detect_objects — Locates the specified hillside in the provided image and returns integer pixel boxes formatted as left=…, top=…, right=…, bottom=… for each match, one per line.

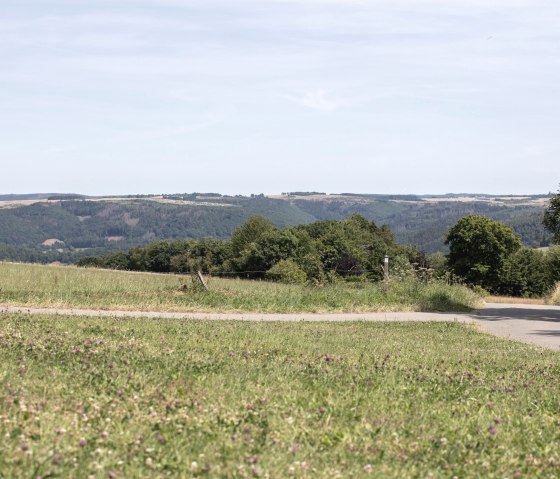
left=0, top=193, right=551, bottom=263
left=279, top=193, right=551, bottom=253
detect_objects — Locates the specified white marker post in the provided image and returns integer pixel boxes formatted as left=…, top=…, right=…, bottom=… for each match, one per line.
left=383, top=255, right=389, bottom=294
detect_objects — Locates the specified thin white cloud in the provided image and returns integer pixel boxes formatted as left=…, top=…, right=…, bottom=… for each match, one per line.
left=285, top=89, right=342, bottom=111
left=1, top=0, right=559, bottom=194
left=107, top=111, right=231, bottom=144
left=46, top=145, right=77, bottom=154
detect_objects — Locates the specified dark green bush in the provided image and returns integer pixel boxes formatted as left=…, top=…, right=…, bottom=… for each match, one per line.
left=265, top=259, right=307, bottom=284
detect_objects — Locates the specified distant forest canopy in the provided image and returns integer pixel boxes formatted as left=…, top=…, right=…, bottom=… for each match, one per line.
left=0, top=193, right=63, bottom=201
left=0, top=192, right=552, bottom=264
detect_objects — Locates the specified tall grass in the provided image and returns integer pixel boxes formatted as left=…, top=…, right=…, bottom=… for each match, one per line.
left=547, top=282, right=560, bottom=305
left=0, top=262, right=482, bottom=312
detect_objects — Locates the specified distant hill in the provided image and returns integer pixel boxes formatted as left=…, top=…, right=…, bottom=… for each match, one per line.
left=277, top=193, right=552, bottom=253
left=0, top=193, right=68, bottom=201
left=0, top=192, right=552, bottom=263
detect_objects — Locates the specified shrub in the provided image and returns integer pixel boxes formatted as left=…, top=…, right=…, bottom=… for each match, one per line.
left=471, top=285, right=490, bottom=297
left=546, top=246, right=560, bottom=284
left=170, top=253, right=190, bottom=273
left=427, top=252, right=448, bottom=279
left=547, top=283, right=560, bottom=305
left=391, top=254, right=416, bottom=280
left=298, top=253, right=326, bottom=284
left=498, top=248, right=550, bottom=297
left=265, top=259, right=307, bottom=284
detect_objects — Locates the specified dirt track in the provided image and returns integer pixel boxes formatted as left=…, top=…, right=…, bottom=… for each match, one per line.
left=2, top=303, right=560, bottom=350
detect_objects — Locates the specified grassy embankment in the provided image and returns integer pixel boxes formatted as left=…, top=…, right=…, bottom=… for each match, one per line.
left=485, top=296, right=546, bottom=305
left=0, top=262, right=480, bottom=313
left=487, top=284, right=560, bottom=306
left=549, top=283, right=560, bottom=305
left=1, top=314, right=559, bottom=478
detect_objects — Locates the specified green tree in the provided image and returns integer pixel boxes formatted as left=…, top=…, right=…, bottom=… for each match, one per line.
left=445, top=215, right=522, bottom=292
left=235, top=228, right=312, bottom=277
left=544, top=186, right=560, bottom=243
left=298, top=214, right=397, bottom=280
left=230, top=216, right=275, bottom=257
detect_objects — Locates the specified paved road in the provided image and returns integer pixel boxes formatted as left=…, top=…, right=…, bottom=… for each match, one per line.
left=472, top=303, right=560, bottom=350
left=1, top=303, right=560, bottom=350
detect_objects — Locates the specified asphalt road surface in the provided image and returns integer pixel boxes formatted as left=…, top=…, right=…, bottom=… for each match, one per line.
left=1, top=303, right=560, bottom=350
left=472, top=303, right=560, bottom=350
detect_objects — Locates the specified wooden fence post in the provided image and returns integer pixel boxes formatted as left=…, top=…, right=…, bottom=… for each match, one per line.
left=196, top=270, right=209, bottom=291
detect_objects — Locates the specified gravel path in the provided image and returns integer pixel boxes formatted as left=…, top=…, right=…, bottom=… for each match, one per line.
left=2, top=303, right=560, bottom=350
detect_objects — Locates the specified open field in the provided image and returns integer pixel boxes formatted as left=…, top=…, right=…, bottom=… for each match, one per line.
left=0, top=314, right=559, bottom=478
left=0, top=195, right=235, bottom=210
left=0, top=262, right=481, bottom=313
left=270, top=193, right=549, bottom=207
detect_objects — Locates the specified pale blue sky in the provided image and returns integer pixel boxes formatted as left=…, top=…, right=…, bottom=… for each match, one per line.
left=1, top=0, right=559, bottom=195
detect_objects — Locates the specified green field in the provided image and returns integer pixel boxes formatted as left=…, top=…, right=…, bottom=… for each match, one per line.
left=1, top=314, right=559, bottom=478
left=0, top=262, right=481, bottom=313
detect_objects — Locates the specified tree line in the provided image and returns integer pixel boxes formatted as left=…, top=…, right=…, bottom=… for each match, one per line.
left=444, top=186, right=560, bottom=297
left=76, top=214, right=426, bottom=284
left=76, top=186, right=560, bottom=297
left=445, top=214, right=560, bottom=297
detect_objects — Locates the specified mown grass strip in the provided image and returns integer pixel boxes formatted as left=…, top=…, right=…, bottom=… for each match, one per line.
left=0, top=314, right=558, bottom=478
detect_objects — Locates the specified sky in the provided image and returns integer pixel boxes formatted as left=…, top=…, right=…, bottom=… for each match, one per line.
left=1, top=0, right=559, bottom=196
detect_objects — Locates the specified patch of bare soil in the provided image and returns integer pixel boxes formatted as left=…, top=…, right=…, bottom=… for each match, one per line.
left=42, top=238, right=64, bottom=246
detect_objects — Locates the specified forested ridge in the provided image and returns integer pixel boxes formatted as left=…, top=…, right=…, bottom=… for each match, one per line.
left=0, top=193, right=551, bottom=263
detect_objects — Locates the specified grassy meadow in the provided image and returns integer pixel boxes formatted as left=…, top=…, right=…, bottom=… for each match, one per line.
left=0, top=262, right=481, bottom=313
left=1, top=314, right=559, bottom=478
